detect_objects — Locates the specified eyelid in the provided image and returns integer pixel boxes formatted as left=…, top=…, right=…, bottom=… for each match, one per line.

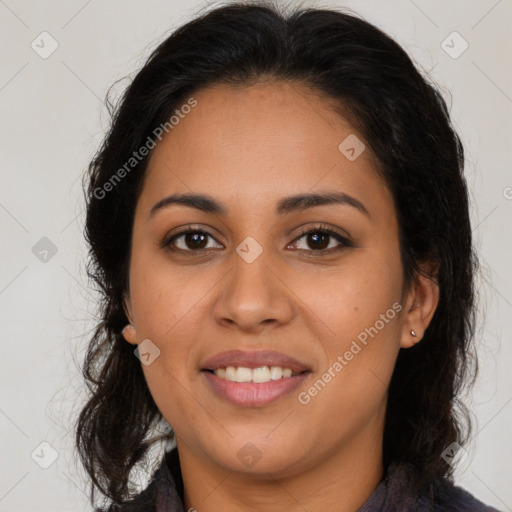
left=161, top=223, right=223, bottom=250
left=291, top=223, right=352, bottom=244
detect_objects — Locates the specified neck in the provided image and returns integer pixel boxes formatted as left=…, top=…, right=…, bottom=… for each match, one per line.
left=178, top=424, right=384, bottom=512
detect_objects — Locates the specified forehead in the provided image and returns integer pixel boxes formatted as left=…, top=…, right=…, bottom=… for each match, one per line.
left=140, top=81, right=393, bottom=218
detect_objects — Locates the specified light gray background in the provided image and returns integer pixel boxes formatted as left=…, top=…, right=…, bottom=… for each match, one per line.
left=1, top=0, right=511, bottom=511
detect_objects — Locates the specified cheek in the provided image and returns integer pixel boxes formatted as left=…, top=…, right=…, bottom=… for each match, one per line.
left=128, top=249, right=216, bottom=409
left=128, top=244, right=208, bottom=339
left=291, top=248, right=402, bottom=345
left=294, top=292, right=402, bottom=448
left=140, top=362, right=204, bottom=447
left=292, top=249, right=403, bottom=405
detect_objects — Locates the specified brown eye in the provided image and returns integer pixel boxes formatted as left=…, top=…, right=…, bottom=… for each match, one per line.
left=304, top=232, right=330, bottom=250
left=164, top=230, right=223, bottom=252
left=289, top=226, right=352, bottom=255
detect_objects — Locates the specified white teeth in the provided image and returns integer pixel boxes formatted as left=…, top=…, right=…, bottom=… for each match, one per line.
left=252, top=366, right=270, bottom=383
left=235, top=367, right=252, bottom=382
left=213, top=365, right=297, bottom=383
left=225, top=366, right=237, bottom=381
left=270, top=366, right=282, bottom=380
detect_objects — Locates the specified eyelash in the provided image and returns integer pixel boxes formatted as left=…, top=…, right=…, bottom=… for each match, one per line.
left=162, top=223, right=352, bottom=257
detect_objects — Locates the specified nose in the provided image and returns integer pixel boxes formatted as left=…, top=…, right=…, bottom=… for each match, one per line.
left=212, top=243, right=296, bottom=333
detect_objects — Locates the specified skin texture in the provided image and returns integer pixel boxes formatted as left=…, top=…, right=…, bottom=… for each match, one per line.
left=122, top=81, right=439, bottom=512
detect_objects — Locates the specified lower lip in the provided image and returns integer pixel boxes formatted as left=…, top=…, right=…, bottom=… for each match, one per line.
left=202, top=370, right=310, bottom=407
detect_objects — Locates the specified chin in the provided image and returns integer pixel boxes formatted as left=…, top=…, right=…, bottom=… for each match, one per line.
left=202, top=434, right=306, bottom=477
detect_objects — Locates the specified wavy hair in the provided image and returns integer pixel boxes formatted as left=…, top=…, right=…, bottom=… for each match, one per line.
left=76, top=0, right=478, bottom=506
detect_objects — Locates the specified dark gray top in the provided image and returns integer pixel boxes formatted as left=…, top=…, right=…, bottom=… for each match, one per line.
left=99, top=448, right=501, bottom=511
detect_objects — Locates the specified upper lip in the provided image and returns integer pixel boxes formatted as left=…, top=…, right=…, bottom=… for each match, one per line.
left=201, top=350, right=311, bottom=373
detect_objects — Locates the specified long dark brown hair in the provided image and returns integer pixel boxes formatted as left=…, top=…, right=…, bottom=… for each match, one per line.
left=76, top=1, right=478, bottom=507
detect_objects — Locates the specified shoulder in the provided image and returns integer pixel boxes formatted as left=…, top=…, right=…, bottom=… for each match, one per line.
left=369, top=462, right=502, bottom=512
left=94, top=449, right=184, bottom=512
left=431, top=476, right=502, bottom=512
left=93, top=479, right=157, bottom=512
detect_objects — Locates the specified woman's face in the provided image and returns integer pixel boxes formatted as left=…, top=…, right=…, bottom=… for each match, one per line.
left=123, top=81, right=437, bottom=478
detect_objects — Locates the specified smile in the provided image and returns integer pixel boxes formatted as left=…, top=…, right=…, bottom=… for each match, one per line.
left=202, top=368, right=311, bottom=407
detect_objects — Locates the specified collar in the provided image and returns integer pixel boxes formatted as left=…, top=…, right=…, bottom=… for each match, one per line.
left=124, top=448, right=497, bottom=512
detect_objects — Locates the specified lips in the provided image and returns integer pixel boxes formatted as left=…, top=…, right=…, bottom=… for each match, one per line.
left=200, top=349, right=312, bottom=373
left=202, top=370, right=310, bottom=407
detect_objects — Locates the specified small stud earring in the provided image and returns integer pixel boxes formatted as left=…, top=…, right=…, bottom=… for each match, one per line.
left=410, top=329, right=421, bottom=344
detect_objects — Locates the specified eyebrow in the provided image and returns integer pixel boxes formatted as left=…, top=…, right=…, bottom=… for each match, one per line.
left=150, top=191, right=371, bottom=219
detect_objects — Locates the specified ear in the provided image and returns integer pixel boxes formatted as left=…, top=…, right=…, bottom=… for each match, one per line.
left=122, top=294, right=138, bottom=345
left=400, top=262, right=440, bottom=349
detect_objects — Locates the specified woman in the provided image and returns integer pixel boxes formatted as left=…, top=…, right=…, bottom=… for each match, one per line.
left=76, top=2, right=500, bottom=511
